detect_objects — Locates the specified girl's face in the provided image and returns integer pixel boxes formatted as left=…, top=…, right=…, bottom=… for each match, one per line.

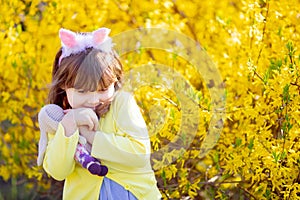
left=65, top=83, right=115, bottom=110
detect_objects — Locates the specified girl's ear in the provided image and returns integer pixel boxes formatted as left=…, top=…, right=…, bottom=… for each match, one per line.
left=59, top=28, right=77, bottom=48
left=92, top=28, right=111, bottom=44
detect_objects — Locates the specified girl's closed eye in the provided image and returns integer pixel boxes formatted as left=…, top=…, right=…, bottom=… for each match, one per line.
left=98, top=89, right=109, bottom=94
left=97, top=87, right=110, bottom=94
left=77, top=90, right=86, bottom=94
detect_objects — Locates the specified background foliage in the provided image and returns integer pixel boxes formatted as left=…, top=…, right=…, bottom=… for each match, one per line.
left=1, top=0, right=300, bottom=199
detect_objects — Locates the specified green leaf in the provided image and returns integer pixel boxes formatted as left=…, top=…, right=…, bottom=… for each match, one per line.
left=248, top=138, right=254, bottom=150
left=161, top=170, right=167, bottom=187
left=235, top=137, right=242, bottom=147
left=282, top=84, right=290, bottom=103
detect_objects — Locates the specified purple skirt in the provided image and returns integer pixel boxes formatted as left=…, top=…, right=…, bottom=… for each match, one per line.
left=99, top=177, right=138, bottom=200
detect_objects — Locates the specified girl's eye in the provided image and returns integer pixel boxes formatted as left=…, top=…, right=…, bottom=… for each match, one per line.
left=77, top=90, right=86, bottom=94
left=97, top=88, right=107, bottom=93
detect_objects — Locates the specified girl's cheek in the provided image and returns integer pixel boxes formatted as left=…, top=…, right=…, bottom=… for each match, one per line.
left=103, top=90, right=114, bottom=100
left=100, top=94, right=108, bottom=101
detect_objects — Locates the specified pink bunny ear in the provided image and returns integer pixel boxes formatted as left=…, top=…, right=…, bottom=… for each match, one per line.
left=93, top=28, right=111, bottom=44
left=59, top=28, right=77, bottom=48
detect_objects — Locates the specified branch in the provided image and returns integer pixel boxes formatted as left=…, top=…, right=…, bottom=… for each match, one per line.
left=255, top=0, right=270, bottom=66
left=172, top=0, right=199, bottom=43
left=237, top=184, right=258, bottom=200
left=253, top=70, right=264, bottom=82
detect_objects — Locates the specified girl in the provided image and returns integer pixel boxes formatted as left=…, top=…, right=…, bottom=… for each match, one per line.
left=42, top=28, right=162, bottom=199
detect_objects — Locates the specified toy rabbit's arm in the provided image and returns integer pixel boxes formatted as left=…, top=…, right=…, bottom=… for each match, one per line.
left=37, top=130, right=48, bottom=166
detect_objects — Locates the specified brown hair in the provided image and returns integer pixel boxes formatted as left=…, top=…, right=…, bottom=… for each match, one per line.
left=48, top=48, right=123, bottom=116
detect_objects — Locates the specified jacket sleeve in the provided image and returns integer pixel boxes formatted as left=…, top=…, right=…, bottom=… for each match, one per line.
left=43, top=123, right=79, bottom=181
left=91, top=92, right=151, bottom=168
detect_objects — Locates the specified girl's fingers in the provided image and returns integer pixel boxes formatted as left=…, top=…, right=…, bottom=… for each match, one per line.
left=88, top=121, right=94, bottom=131
left=86, top=109, right=99, bottom=131
left=92, top=117, right=99, bottom=131
left=68, top=108, right=99, bottom=131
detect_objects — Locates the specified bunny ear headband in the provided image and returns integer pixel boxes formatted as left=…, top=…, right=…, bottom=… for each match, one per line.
left=58, top=27, right=114, bottom=65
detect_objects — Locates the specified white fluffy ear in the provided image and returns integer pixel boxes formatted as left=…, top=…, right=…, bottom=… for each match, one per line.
left=59, top=28, right=77, bottom=48
left=93, top=28, right=110, bottom=44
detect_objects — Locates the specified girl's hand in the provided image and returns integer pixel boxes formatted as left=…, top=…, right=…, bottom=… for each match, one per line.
left=61, top=108, right=99, bottom=137
left=79, top=125, right=96, bottom=145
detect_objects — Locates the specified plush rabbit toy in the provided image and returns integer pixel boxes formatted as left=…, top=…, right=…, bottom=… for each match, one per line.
left=37, top=104, right=108, bottom=176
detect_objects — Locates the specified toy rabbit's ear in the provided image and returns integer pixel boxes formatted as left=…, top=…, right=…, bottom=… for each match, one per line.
left=93, top=28, right=110, bottom=44
left=59, top=28, right=77, bottom=48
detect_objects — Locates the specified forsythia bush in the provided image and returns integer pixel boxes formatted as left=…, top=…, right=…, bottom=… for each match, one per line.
left=0, top=0, right=299, bottom=199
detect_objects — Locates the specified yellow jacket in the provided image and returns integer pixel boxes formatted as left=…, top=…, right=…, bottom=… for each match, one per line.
left=43, top=91, right=162, bottom=200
